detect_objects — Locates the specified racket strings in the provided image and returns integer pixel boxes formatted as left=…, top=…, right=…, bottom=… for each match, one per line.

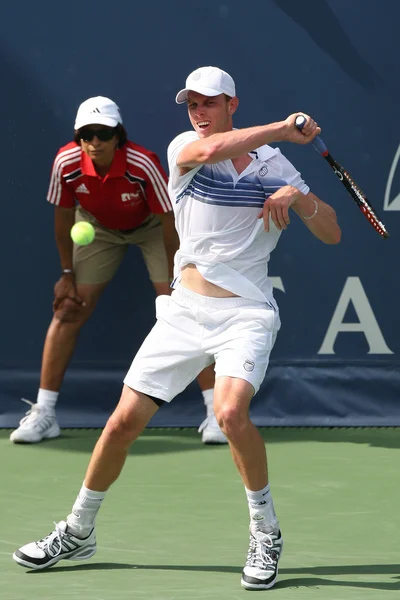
left=342, top=170, right=389, bottom=238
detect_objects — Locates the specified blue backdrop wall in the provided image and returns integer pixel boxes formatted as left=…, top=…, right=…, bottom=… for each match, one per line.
left=1, top=0, right=399, bottom=427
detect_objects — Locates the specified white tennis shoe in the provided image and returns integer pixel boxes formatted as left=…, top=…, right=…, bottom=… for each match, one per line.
left=241, top=529, right=283, bottom=590
left=13, top=520, right=96, bottom=569
left=10, top=400, right=60, bottom=443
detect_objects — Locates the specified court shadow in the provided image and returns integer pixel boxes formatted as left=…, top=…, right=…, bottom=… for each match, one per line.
left=27, top=562, right=400, bottom=591
left=28, top=562, right=240, bottom=574
left=278, top=564, right=400, bottom=590
left=6, top=429, right=222, bottom=456
left=276, top=577, right=400, bottom=591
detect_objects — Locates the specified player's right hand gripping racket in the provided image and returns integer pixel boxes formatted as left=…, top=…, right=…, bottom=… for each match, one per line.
left=295, top=115, right=389, bottom=239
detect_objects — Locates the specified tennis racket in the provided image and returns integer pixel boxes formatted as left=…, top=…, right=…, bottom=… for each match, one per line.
left=295, top=115, right=389, bottom=239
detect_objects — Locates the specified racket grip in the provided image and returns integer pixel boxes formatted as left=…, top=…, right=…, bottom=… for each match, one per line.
left=295, top=115, right=328, bottom=156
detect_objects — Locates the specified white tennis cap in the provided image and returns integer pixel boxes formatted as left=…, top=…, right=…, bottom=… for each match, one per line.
left=175, top=66, right=236, bottom=104
left=74, top=96, right=123, bottom=130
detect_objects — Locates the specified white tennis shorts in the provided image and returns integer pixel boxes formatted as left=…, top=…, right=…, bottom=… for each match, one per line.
left=124, top=285, right=280, bottom=401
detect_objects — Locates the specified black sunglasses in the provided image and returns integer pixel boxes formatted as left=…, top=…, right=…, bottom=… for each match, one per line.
left=79, top=127, right=117, bottom=142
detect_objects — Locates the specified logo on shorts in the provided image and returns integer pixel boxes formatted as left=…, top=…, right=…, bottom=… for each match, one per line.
left=258, top=165, right=268, bottom=177
left=243, top=360, right=255, bottom=372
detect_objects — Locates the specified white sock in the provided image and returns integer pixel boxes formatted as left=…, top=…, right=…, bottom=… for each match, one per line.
left=245, top=484, right=280, bottom=534
left=202, top=389, right=214, bottom=417
left=67, top=483, right=106, bottom=537
left=37, top=388, right=59, bottom=411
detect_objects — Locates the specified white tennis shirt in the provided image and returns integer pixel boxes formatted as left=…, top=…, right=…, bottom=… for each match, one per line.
left=167, top=130, right=310, bottom=305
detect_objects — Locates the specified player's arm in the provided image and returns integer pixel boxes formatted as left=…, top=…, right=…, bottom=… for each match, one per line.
left=260, top=186, right=341, bottom=244
left=158, top=211, right=179, bottom=280
left=177, top=114, right=320, bottom=171
left=292, top=192, right=341, bottom=244
left=260, top=150, right=341, bottom=244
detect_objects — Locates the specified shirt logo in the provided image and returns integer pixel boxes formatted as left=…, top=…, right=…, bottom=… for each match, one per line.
left=244, top=360, right=255, bottom=372
left=121, top=192, right=141, bottom=202
left=258, top=165, right=268, bottom=177
left=76, top=183, right=90, bottom=194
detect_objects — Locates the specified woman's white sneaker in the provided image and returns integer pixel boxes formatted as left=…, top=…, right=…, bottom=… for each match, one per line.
left=10, top=400, right=60, bottom=443
left=13, top=521, right=96, bottom=569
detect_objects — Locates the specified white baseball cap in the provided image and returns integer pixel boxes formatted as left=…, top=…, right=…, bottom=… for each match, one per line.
left=74, top=96, right=123, bottom=130
left=175, top=66, right=236, bottom=104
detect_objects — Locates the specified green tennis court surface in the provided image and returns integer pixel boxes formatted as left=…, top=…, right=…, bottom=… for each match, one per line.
left=1, top=428, right=399, bottom=599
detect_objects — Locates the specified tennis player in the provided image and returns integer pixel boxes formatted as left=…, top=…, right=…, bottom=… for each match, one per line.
left=13, top=68, right=341, bottom=590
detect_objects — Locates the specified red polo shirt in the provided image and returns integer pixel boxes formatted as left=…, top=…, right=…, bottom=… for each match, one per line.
left=47, top=141, right=172, bottom=230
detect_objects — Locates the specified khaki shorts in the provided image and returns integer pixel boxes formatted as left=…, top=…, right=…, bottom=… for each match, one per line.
left=73, top=206, right=169, bottom=285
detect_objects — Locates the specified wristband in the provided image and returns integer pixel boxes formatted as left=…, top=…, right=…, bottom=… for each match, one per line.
left=62, top=269, right=74, bottom=275
left=300, top=198, right=318, bottom=220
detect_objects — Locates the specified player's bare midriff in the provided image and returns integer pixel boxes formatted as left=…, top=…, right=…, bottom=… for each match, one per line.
left=180, top=264, right=238, bottom=298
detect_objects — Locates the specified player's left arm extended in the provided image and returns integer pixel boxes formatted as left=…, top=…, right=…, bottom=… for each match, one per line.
left=158, top=211, right=180, bottom=280
left=292, top=191, right=341, bottom=245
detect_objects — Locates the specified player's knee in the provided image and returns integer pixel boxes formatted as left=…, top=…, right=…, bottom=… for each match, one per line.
left=215, top=404, right=249, bottom=435
left=104, top=413, right=137, bottom=446
left=55, top=298, right=87, bottom=325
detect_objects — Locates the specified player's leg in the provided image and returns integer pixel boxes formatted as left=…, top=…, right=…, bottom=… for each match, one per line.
left=214, top=377, right=282, bottom=590
left=13, top=291, right=210, bottom=569
left=214, top=377, right=269, bottom=487
left=10, top=213, right=127, bottom=443
left=82, top=387, right=160, bottom=491
left=209, top=301, right=282, bottom=590
left=62, top=386, right=161, bottom=544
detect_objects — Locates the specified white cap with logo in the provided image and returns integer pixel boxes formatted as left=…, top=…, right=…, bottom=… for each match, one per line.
left=175, top=66, right=236, bottom=104
left=74, top=96, right=123, bottom=130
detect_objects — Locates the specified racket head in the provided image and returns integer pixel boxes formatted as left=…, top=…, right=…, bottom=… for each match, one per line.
left=327, top=156, right=390, bottom=238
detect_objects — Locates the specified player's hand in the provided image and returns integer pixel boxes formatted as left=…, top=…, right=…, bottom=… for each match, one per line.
left=53, top=275, right=85, bottom=311
left=258, top=185, right=301, bottom=231
left=283, top=113, right=321, bottom=144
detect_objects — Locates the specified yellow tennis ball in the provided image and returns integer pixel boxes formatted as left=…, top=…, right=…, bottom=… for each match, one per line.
left=70, top=221, right=95, bottom=246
